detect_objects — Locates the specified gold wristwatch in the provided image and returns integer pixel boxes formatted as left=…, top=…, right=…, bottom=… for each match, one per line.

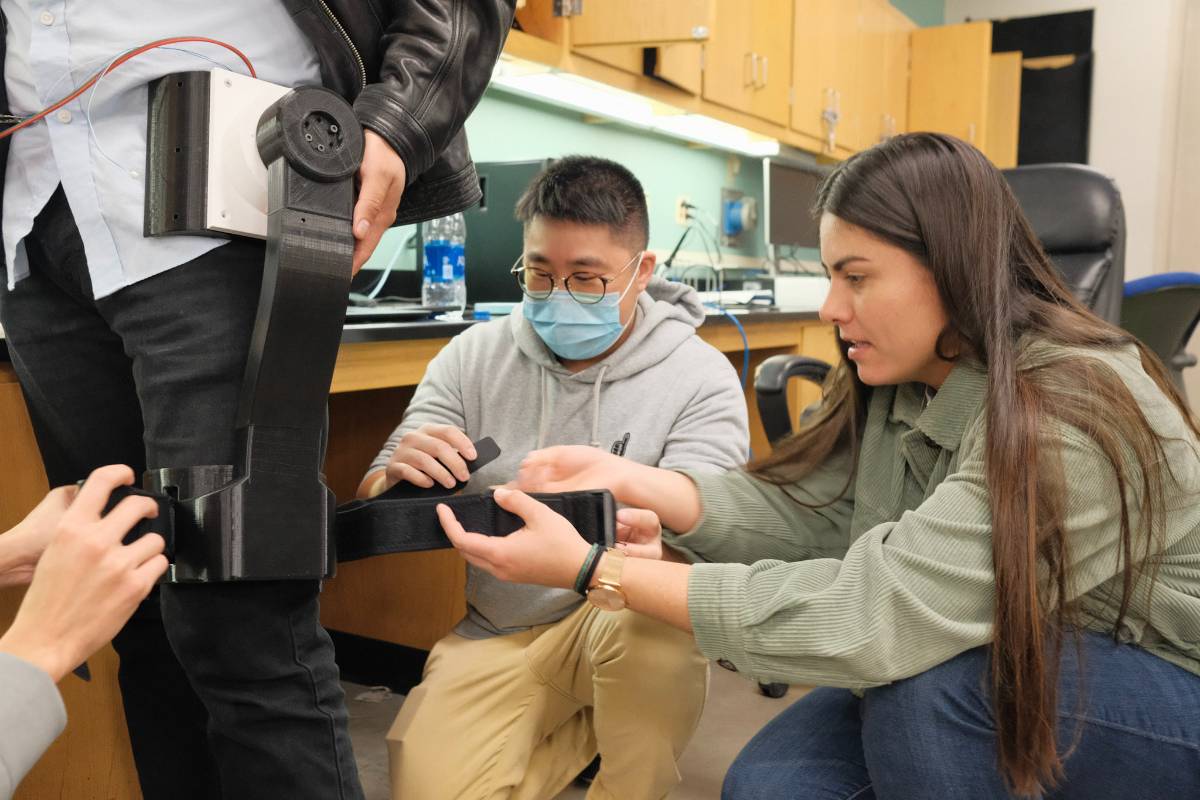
left=586, top=548, right=627, bottom=611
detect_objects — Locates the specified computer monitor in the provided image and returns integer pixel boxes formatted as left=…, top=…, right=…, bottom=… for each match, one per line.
left=763, top=158, right=829, bottom=251
left=463, top=159, right=552, bottom=305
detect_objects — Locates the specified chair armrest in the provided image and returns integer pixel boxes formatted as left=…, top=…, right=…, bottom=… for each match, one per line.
left=754, top=355, right=833, bottom=445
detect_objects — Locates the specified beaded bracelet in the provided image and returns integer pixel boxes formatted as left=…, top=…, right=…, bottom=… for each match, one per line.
left=573, top=542, right=605, bottom=596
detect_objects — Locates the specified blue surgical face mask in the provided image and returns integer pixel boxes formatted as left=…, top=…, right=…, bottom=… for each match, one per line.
left=523, top=252, right=642, bottom=361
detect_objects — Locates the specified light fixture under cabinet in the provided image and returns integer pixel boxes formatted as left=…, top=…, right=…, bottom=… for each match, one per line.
left=489, top=55, right=780, bottom=158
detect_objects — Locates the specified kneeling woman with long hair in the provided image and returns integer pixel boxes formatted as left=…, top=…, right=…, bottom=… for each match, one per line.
left=437, top=132, right=1200, bottom=798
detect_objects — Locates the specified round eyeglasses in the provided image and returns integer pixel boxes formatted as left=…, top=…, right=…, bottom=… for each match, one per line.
left=511, top=250, right=642, bottom=305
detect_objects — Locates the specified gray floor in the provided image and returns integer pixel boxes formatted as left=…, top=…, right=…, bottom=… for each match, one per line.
left=345, top=667, right=811, bottom=799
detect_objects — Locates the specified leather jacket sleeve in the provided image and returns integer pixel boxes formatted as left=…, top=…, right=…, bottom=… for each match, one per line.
left=354, top=0, right=515, bottom=186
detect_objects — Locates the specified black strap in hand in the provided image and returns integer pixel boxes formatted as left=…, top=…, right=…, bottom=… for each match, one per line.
left=101, top=484, right=177, bottom=557
left=334, top=489, right=615, bottom=562
left=102, top=437, right=614, bottom=574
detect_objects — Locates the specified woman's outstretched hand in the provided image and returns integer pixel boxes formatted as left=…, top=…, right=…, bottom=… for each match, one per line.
left=438, top=488, right=592, bottom=589
left=514, top=446, right=638, bottom=498
left=515, top=446, right=704, bottom=535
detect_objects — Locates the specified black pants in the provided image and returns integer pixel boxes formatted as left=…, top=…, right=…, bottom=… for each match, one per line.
left=0, top=187, right=363, bottom=800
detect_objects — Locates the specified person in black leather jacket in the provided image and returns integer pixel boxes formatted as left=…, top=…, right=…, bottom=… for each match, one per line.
left=285, top=0, right=514, bottom=268
left=0, top=1, right=512, bottom=257
left=0, top=2, right=514, bottom=798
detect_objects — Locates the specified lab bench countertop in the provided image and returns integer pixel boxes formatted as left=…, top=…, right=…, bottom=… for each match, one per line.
left=338, top=305, right=821, bottom=345
left=0, top=307, right=822, bottom=363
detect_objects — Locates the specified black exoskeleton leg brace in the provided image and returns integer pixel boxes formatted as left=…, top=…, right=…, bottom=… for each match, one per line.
left=117, top=77, right=613, bottom=583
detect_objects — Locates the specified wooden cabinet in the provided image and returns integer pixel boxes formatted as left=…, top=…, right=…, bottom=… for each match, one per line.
left=572, top=43, right=704, bottom=96
left=850, top=0, right=915, bottom=150
left=701, top=0, right=754, bottom=115
left=654, top=44, right=704, bottom=95
left=570, top=0, right=715, bottom=46
left=703, top=0, right=793, bottom=126
left=791, top=0, right=860, bottom=153
left=508, top=1, right=1015, bottom=163
left=853, top=0, right=887, bottom=149
left=572, top=44, right=647, bottom=76
left=882, top=2, right=915, bottom=139
left=748, top=0, right=793, bottom=125
left=986, top=51, right=1023, bottom=168
left=908, top=20, right=992, bottom=149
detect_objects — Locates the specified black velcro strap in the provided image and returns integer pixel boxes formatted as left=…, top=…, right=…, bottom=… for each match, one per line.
left=335, top=489, right=615, bottom=563
left=103, top=485, right=176, bottom=557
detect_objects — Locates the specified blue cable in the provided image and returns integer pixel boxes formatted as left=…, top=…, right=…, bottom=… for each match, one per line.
left=708, top=303, right=750, bottom=391
left=708, top=303, right=752, bottom=461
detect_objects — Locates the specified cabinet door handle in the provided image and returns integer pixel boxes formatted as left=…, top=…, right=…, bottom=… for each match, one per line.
left=968, top=122, right=977, bottom=144
left=744, top=52, right=759, bottom=88
left=821, top=87, right=840, bottom=153
left=881, top=113, right=895, bottom=141
left=758, top=55, right=769, bottom=89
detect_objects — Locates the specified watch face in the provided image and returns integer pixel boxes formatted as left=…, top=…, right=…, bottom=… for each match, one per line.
left=587, top=585, right=626, bottom=612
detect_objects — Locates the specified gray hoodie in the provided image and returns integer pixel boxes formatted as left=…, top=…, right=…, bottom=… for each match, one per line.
left=370, top=277, right=749, bottom=637
left=1, top=653, right=66, bottom=799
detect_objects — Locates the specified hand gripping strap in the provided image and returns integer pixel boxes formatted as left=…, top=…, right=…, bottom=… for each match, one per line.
left=334, top=489, right=616, bottom=562
left=105, top=481, right=615, bottom=570
left=103, top=485, right=177, bottom=556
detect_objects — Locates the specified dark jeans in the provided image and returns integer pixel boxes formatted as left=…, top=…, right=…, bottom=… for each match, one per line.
left=722, top=632, right=1200, bottom=800
left=0, top=187, right=363, bottom=800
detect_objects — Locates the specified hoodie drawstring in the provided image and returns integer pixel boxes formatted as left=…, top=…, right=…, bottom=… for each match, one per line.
left=589, top=364, right=608, bottom=448
left=536, top=366, right=551, bottom=449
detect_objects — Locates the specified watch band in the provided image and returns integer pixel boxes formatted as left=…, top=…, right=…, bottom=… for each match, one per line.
left=586, top=547, right=628, bottom=611
left=593, top=547, right=626, bottom=589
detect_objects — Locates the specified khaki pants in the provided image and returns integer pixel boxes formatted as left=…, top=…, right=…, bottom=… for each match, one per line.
left=387, top=603, right=709, bottom=800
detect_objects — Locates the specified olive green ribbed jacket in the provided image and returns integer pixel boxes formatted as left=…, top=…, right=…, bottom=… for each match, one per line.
left=665, top=343, right=1200, bottom=688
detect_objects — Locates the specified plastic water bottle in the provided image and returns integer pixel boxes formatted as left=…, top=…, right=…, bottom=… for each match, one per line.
left=421, top=212, right=467, bottom=309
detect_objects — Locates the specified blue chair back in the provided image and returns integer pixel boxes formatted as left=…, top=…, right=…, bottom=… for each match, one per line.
left=1121, top=272, right=1200, bottom=397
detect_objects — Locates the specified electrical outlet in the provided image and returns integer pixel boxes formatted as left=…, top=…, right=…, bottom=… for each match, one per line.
left=674, top=195, right=691, bottom=226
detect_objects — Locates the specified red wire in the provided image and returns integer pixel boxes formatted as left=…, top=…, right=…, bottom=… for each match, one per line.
left=0, top=36, right=256, bottom=140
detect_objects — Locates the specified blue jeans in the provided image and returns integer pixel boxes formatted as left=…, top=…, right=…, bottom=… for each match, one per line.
left=723, top=633, right=1200, bottom=799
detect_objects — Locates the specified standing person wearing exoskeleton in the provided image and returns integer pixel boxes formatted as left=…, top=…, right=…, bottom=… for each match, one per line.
left=0, top=2, right=515, bottom=797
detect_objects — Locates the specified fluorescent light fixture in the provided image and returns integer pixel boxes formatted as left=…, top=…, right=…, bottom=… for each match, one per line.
left=652, top=113, right=780, bottom=157
left=491, top=69, right=660, bottom=126
left=490, top=55, right=780, bottom=158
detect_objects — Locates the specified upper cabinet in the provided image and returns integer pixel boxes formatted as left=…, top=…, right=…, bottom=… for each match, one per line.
left=792, top=0, right=860, bottom=152
left=654, top=44, right=705, bottom=95
left=569, top=0, right=715, bottom=46
left=504, top=3, right=1017, bottom=163
left=881, top=2, right=915, bottom=142
left=572, top=42, right=705, bottom=96
left=698, top=0, right=753, bottom=114
left=986, top=51, right=1023, bottom=168
left=749, top=0, right=794, bottom=125
left=851, top=0, right=914, bottom=150
left=703, top=0, right=793, bottom=126
left=908, top=21, right=993, bottom=149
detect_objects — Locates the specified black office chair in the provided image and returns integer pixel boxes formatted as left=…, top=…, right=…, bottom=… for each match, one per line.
left=756, top=163, right=1129, bottom=441
left=1002, top=163, right=1127, bottom=326
left=1120, top=272, right=1200, bottom=400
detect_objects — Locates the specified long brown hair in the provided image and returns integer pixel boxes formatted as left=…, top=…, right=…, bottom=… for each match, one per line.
left=753, top=133, right=1199, bottom=795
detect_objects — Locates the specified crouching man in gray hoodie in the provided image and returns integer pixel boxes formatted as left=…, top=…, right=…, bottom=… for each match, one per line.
left=358, top=156, right=749, bottom=800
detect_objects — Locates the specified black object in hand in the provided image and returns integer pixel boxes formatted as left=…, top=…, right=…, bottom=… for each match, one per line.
left=374, top=436, right=501, bottom=500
